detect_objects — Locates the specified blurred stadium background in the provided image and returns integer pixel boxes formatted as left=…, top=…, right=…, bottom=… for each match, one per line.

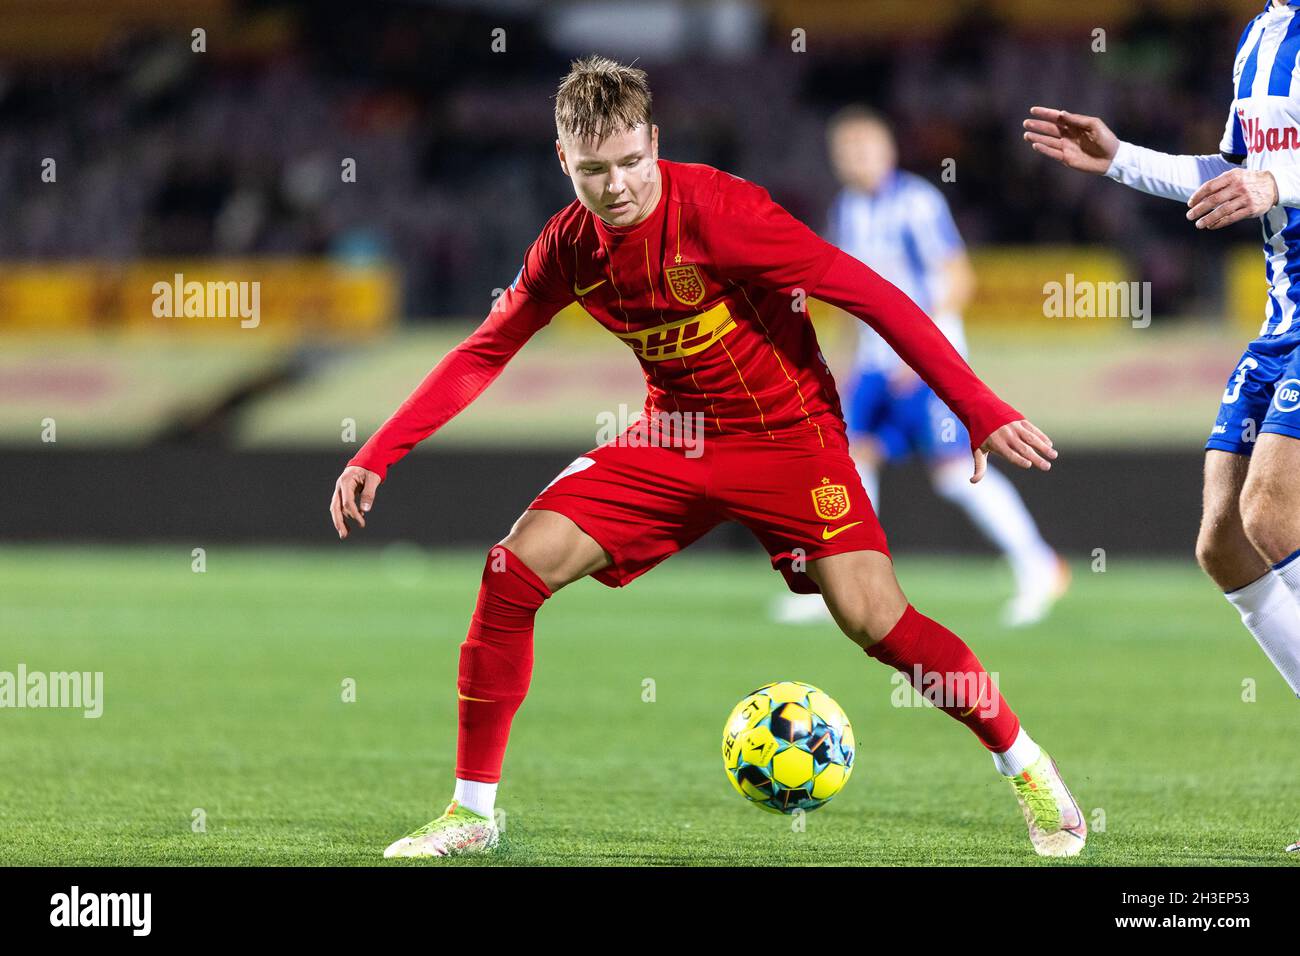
left=1, top=0, right=1273, bottom=554
left=7, top=0, right=1300, bottom=869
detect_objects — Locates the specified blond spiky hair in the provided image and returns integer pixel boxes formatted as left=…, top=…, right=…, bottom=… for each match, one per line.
left=554, top=55, right=653, bottom=144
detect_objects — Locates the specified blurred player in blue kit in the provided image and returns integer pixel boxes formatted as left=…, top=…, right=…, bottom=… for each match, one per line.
left=776, top=107, right=1068, bottom=628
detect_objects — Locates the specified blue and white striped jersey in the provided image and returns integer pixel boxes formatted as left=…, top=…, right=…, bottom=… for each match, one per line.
left=826, top=170, right=966, bottom=371
left=1226, top=1, right=1300, bottom=342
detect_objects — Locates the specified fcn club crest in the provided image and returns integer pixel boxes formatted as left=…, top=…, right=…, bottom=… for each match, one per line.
left=811, top=478, right=851, bottom=521
left=665, top=263, right=706, bottom=306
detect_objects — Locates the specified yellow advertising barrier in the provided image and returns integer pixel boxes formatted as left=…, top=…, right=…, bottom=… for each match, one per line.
left=963, top=247, right=1135, bottom=330
left=0, top=259, right=398, bottom=337
left=807, top=246, right=1137, bottom=336
left=8, top=247, right=1269, bottom=340
left=1225, top=245, right=1272, bottom=338
left=552, top=246, right=1137, bottom=338
left=0, top=265, right=105, bottom=331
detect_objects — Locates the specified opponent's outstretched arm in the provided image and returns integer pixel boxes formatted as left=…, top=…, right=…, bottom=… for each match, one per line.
left=1023, top=106, right=1284, bottom=230
left=329, top=289, right=559, bottom=538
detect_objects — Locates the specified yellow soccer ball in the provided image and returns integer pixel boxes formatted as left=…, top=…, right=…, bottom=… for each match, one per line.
left=721, top=681, right=855, bottom=814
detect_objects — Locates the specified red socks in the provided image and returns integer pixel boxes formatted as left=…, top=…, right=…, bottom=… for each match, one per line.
left=454, top=556, right=1013, bottom=781
left=455, top=547, right=551, bottom=783
left=866, top=605, right=1020, bottom=752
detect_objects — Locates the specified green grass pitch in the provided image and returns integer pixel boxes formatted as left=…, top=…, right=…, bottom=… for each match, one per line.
left=0, top=544, right=1294, bottom=866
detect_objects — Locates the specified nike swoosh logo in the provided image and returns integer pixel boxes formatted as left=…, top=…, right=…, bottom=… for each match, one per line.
left=821, top=521, right=863, bottom=540
left=574, top=279, right=607, bottom=296
left=457, top=692, right=495, bottom=703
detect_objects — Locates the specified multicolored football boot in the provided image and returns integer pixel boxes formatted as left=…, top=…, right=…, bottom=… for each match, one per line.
left=1005, top=751, right=1087, bottom=857
left=382, top=801, right=499, bottom=859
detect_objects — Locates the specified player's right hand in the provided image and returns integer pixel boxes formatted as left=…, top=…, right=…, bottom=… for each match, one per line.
left=330, top=465, right=381, bottom=539
left=1022, top=107, right=1118, bottom=175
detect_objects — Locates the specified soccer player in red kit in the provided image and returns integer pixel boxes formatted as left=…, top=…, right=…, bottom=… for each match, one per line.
left=329, top=56, right=1086, bottom=859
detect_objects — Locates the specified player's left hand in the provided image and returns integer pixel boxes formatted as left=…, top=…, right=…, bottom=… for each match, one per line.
left=1186, top=169, right=1278, bottom=230
left=973, top=420, right=1057, bottom=484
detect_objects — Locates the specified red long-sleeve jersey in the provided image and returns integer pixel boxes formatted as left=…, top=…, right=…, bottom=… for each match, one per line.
left=350, top=159, right=1021, bottom=479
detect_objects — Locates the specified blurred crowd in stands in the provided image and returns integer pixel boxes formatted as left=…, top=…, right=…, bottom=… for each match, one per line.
left=0, top=0, right=1262, bottom=319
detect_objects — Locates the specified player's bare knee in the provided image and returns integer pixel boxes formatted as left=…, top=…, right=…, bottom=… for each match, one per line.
left=497, top=510, right=610, bottom=592
left=1238, top=485, right=1291, bottom=564
left=831, top=589, right=907, bottom=648
left=1236, top=494, right=1266, bottom=554
left=1194, top=525, right=1250, bottom=590
left=810, top=551, right=907, bottom=647
left=830, top=611, right=871, bottom=649
left=1193, top=524, right=1227, bottom=577
left=494, top=524, right=568, bottom=592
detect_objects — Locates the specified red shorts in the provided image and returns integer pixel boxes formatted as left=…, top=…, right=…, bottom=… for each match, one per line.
left=527, top=418, right=890, bottom=594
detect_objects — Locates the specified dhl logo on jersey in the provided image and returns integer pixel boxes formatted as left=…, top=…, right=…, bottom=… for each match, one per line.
left=615, top=301, right=736, bottom=362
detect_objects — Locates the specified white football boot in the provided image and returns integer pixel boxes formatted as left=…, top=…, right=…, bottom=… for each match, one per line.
left=1002, top=554, right=1071, bottom=628
left=1005, top=751, right=1087, bottom=858
left=771, top=592, right=834, bottom=625
left=383, top=801, right=499, bottom=859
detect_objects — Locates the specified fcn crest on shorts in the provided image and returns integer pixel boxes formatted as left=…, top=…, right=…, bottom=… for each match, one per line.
left=665, top=263, right=706, bottom=306
left=811, top=478, right=851, bottom=521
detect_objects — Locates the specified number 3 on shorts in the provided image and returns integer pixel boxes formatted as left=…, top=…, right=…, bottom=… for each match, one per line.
left=1223, top=356, right=1259, bottom=404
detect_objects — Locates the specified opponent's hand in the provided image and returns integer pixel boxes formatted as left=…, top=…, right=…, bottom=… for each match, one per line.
left=330, top=465, right=381, bottom=539
left=1022, top=106, right=1118, bottom=175
left=1186, top=169, right=1278, bottom=230
left=972, top=420, right=1057, bottom=484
